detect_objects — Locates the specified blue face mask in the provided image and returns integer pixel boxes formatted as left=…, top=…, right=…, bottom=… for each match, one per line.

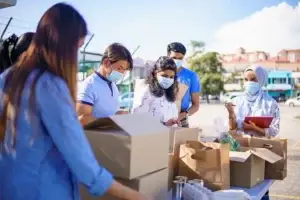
left=157, top=76, right=174, bottom=89
left=244, top=81, right=260, bottom=95
left=107, top=69, right=124, bottom=82
left=173, top=59, right=183, bottom=68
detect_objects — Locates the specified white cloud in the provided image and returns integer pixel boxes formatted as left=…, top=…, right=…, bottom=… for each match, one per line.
left=212, top=2, right=300, bottom=55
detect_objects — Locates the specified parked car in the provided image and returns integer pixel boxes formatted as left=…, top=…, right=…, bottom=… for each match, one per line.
left=119, top=92, right=134, bottom=108
left=220, top=92, right=243, bottom=103
left=285, top=97, right=300, bottom=107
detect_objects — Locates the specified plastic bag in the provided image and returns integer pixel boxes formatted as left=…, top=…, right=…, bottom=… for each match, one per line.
left=213, top=117, right=228, bottom=137
left=213, top=117, right=240, bottom=151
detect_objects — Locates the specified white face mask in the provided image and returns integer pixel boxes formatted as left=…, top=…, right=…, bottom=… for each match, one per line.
left=157, top=76, right=174, bottom=89
left=173, top=59, right=183, bottom=68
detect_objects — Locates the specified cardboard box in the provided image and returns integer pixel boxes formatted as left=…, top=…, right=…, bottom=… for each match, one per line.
left=230, top=147, right=282, bottom=188
left=249, top=137, right=287, bottom=180
left=80, top=168, right=169, bottom=200
left=178, top=141, right=230, bottom=191
left=231, top=135, right=287, bottom=180
left=169, top=127, right=201, bottom=153
left=231, top=134, right=250, bottom=147
left=84, top=113, right=169, bottom=179
left=168, top=153, right=175, bottom=190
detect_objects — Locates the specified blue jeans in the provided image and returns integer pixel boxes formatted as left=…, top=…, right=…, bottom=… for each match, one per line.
left=261, top=191, right=270, bottom=200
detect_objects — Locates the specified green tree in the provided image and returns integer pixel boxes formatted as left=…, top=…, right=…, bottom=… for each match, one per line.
left=187, top=40, right=205, bottom=61
left=187, top=42, right=225, bottom=103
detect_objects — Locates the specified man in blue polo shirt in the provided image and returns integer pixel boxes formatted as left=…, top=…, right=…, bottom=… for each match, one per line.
left=167, top=42, right=200, bottom=127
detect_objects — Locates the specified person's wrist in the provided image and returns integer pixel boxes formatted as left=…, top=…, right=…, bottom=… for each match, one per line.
left=228, top=112, right=235, bottom=118
left=127, top=190, right=143, bottom=200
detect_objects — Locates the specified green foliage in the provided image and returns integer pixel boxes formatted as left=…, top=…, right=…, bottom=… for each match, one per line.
left=187, top=40, right=205, bottom=60
left=187, top=43, right=225, bottom=102
left=200, top=73, right=224, bottom=95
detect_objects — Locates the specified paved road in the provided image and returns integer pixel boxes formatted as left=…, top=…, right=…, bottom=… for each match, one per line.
left=189, top=104, right=300, bottom=199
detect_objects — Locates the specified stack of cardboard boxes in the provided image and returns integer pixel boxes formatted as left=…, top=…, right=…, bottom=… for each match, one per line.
left=80, top=112, right=287, bottom=198
left=175, top=134, right=287, bottom=191
left=80, top=113, right=196, bottom=200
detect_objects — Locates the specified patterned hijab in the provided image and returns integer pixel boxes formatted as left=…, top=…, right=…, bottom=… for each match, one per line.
left=244, top=65, right=268, bottom=103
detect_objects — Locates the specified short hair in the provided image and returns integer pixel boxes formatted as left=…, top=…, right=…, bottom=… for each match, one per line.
left=101, top=43, right=133, bottom=71
left=167, top=42, right=186, bottom=55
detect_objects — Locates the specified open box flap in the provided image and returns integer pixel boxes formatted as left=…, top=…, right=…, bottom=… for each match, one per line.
left=85, top=113, right=168, bottom=136
left=185, top=141, right=222, bottom=152
left=249, top=148, right=282, bottom=164
left=229, top=151, right=252, bottom=162
left=84, top=117, right=119, bottom=130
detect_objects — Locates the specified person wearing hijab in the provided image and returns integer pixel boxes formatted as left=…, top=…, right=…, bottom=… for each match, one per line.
left=225, top=65, right=280, bottom=200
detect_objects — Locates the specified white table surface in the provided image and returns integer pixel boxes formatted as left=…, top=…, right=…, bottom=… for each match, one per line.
left=231, top=180, right=273, bottom=200
left=168, top=180, right=273, bottom=200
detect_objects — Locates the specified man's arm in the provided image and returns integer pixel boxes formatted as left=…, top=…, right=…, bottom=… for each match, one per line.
left=76, top=103, right=96, bottom=126
left=188, top=92, right=200, bottom=116
left=77, top=82, right=96, bottom=126
left=188, top=73, right=201, bottom=116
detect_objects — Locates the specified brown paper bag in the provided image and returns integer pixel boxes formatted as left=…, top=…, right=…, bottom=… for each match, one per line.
left=178, top=141, right=230, bottom=191
left=175, top=83, right=188, bottom=111
left=249, top=137, right=287, bottom=180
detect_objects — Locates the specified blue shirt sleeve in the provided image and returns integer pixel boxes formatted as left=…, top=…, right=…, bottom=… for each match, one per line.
left=190, top=72, right=201, bottom=93
left=36, top=74, right=113, bottom=196
left=77, top=81, right=95, bottom=106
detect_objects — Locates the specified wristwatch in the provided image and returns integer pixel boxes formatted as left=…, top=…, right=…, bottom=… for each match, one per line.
left=181, top=110, right=188, bottom=117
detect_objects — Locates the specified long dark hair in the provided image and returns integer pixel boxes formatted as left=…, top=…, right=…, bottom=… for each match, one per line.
left=147, top=56, right=178, bottom=102
left=0, top=3, right=87, bottom=143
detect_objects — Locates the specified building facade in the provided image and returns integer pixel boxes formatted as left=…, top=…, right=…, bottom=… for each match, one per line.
left=220, top=47, right=300, bottom=72
left=266, top=71, right=293, bottom=99
left=221, top=48, right=300, bottom=98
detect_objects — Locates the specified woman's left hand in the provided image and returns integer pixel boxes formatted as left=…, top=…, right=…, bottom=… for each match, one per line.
left=164, top=119, right=180, bottom=126
left=242, top=121, right=257, bottom=131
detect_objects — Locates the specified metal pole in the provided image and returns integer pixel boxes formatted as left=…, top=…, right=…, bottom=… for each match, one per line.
left=128, top=45, right=140, bottom=110
left=82, top=34, right=94, bottom=66
left=0, top=17, right=13, bottom=40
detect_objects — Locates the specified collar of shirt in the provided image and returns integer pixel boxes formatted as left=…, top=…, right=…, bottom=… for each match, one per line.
left=94, top=71, right=113, bottom=96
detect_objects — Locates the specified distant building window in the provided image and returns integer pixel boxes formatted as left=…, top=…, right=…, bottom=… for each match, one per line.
left=232, top=79, right=239, bottom=84
left=273, top=78, right=286, bottom=84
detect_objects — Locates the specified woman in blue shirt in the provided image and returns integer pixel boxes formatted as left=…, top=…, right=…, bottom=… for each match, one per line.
left=77, top=43, right=132, bottom=126
left=0, top=3, right=145, bottom=200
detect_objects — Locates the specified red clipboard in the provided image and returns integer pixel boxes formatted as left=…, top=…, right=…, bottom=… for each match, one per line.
left=244, top=116, right=274, bottom=128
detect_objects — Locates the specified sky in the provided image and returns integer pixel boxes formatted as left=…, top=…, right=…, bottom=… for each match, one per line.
left=1, top=0, right=299, bottom=60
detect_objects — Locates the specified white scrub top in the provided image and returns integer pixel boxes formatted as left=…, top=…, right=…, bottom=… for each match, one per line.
left=132, top=85, right=178, bottom=123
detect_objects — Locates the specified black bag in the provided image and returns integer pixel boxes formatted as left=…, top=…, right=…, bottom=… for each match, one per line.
left=0, top=34, right=18, bottom=74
